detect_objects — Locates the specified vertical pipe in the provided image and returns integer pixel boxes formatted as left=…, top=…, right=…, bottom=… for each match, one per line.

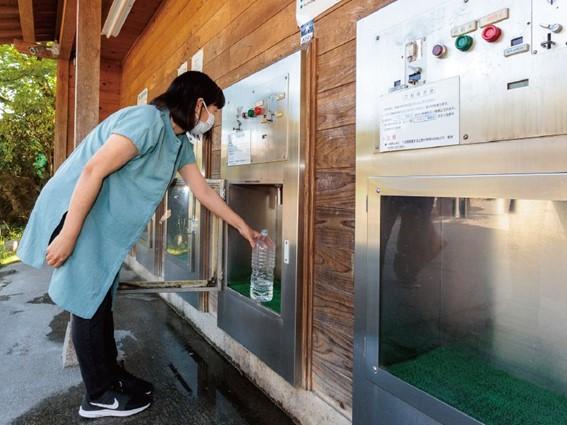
left=54, top=58, right=69, bottom=171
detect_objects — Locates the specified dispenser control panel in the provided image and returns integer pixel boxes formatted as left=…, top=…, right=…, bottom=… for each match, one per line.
left=222, top=73, right=290, bottom=166
left=359, top=0, right=567, bottom=151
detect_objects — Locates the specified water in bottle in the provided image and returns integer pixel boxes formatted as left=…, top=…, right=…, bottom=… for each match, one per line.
left=250, top=229, right=275, bottom=302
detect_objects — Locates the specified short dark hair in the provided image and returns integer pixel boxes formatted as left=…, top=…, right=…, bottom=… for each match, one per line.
left=149, top=71, right=225, bottom=142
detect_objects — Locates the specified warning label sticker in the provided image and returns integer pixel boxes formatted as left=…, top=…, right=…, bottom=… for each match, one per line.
left=378, top=77, right=460, bottom=152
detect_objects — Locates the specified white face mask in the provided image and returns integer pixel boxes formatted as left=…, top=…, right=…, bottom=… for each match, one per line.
left=190, top=99, right=214, bottom=136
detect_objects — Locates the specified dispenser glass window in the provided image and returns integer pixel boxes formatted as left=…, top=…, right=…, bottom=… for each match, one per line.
left=226, top=184, right=283, bottom=314
left=139, top=219, right=151, bottom=247
left=379, top=196, right=567, bottom=424
left=165, top=183, right=191, bottom=268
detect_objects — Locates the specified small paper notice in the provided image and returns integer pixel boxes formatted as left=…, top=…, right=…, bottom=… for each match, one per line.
left=379, top=77, right=460, bottom=152
left=227, top=130, right=251, bottom=166
left=177, top=61, right=188, bottom=76
left=137, top=88, right=148, bottom=105
left=191, top=49, right=204, bottom=72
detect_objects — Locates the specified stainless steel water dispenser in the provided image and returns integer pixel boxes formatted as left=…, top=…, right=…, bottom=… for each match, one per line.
left=218, top=50, right=305, bottom=385
left=354, top=1, right=567, bottom=424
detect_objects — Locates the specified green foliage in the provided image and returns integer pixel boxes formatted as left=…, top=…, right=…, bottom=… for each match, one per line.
left=0, top=221, right=23, bottom=263
left=0, top=221, right=23, bottom=241
left=0, top=44, right=56, bottom=184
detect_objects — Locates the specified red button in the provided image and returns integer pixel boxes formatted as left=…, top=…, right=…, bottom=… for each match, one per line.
left=432, top=44, right=447, bottom=58
left=482, top=25, right=502, bottom=42
left=254, top=106, right=264, bottom=116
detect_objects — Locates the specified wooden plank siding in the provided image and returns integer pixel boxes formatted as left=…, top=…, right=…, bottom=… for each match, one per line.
left=119, top=0, right=393, bottom=417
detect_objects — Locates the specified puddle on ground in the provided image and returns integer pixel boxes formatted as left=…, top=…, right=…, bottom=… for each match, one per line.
left=27, top=293, right=55, bottom=305
left=160, top=312, right=294, bottom=425
left=0, top=292, right=23, bottom=301
left=5, top=342, right=29, bottom=356
left=0, top=269, right=17, bottom=289
left=47, top=311, right=69, bottom=343
left=0, top=269, right=17, bottom=278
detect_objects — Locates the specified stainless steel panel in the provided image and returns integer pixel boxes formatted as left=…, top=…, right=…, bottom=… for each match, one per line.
left=218, top=50, right=304, bottom=385
left=222, top=74, right=289, bottom=165
left=361, top=0, right=567, bottom=150
left=221, top=51, right=301, bottom=183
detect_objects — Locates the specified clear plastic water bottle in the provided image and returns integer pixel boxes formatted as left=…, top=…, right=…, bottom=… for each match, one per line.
left=250, top=229, right=275, bottom=302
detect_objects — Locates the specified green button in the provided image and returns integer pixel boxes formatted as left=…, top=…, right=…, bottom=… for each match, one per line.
left=247, top=108, right=255, bottom=117
left=455, top=35, right=473, bottom=51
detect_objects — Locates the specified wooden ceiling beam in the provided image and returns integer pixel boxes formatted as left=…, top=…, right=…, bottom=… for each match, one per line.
left=13, top=39, right=58, bottom=58
left=17, top=0, right=35, bottom=42
left=58, top=0, right=76, bottom=59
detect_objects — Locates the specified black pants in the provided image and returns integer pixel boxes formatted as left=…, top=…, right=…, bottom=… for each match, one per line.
left=49, top=211, right=120, bottom=399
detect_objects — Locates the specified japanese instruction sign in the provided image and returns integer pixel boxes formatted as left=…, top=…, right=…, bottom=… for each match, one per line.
left=378, top=77, right=460, bottom=152
left=227, top=130, right=251, bottom=166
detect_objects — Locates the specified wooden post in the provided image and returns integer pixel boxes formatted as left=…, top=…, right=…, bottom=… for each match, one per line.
left=54, top=59, right=69, bottom=171
left=17, top=0, right=35, bottom=42
left=300, top=40, right=318, bottom=390
left=74, top=0, right=101, bottom=147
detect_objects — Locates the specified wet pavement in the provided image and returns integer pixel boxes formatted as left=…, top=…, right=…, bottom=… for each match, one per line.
left=0, top=262, right=295, bottom=425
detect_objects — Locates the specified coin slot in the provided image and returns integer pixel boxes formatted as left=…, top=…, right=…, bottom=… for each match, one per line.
left=510, top=36, right=523, bottom=46
left=507, top=79, right=529, bottom=90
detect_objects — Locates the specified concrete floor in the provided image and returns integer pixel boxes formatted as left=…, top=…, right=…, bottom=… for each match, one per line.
left=0, top=262, right=294, bottom=425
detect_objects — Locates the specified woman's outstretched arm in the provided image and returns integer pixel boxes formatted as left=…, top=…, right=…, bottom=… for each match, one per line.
left=178, top=163, right=260, bottom=248
left=46, top=134, right=140, bottom=268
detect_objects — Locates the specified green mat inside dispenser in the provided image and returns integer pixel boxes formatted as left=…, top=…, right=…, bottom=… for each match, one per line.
left=228, top=278, right=282, bottom=314
left=387, top=344, right=567, bottom=425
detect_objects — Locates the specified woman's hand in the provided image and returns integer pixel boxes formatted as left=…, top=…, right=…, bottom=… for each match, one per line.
left=45, top=234, right=76, bottom=268
left=238, top=224, right=276, bottom=250
left=238, top=223, right=261, bottom=249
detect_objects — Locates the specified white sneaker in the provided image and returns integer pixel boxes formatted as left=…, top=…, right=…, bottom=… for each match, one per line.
left=78, top=388, right=151, bottom=418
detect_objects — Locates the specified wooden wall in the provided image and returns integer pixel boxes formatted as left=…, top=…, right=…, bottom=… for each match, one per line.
left=119, top=0, right=390, bottom=417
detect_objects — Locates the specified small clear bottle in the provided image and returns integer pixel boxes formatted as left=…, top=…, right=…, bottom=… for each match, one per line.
left=250, top=229, right=275, bottom=302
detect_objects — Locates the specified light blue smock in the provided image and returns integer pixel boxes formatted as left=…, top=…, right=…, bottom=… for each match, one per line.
left=16, top=104, right=196, bottom=319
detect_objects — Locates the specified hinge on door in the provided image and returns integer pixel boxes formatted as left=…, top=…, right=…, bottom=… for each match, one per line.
left=118, top=275, right=219, bottom=293
left=159, top=209, right=172, bottom=223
